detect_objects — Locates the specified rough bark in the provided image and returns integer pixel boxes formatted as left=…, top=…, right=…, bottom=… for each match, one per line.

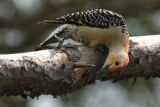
left=0, top=35, right=160, bottom=98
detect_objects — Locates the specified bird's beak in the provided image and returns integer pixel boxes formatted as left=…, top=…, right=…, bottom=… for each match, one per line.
left=96, top=64, right=112, bottom=75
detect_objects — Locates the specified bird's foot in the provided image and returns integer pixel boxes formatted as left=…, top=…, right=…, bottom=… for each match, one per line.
left=94, top=45, right=107, bottom=52
left=54, top=35, right=64, bottom=49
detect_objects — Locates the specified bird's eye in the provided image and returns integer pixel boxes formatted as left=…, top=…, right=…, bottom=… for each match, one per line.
left=115, top=61, right=121, bottom=66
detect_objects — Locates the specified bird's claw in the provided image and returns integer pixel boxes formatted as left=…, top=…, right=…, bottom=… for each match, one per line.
left=95, top=45, right=107, bottom=52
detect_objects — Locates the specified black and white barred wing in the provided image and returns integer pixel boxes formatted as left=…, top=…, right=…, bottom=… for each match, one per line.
left=39, top=9, right=126, bottom=29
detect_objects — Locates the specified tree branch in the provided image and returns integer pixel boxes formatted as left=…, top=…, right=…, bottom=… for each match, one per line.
left=0, top=35, right=160, bottom=98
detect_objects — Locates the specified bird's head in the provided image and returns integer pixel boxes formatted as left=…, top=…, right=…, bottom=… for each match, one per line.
left=97, top=52, right=129, bottom=75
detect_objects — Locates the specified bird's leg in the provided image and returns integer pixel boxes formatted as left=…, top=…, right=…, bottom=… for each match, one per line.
left=54, top=35, right=64, bottom=49
left=35, top=35, right=63, bottom=51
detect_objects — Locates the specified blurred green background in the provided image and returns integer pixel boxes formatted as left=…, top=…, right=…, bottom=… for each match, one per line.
left=0, top=0, right=160, bottom=107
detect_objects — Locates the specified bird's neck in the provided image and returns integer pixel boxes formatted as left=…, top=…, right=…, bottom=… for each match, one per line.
left=109, top=35, right=129, bottom=55
left=123, top=36, right=129, bottom=70
left=124, top=36, right=129, bottom=54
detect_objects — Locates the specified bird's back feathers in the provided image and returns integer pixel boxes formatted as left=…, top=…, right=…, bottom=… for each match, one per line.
left=38, top=9, right=126, bottom=29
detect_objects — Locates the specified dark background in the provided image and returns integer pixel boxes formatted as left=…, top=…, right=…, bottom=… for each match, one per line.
left=0, top=0, right=160, bottom=107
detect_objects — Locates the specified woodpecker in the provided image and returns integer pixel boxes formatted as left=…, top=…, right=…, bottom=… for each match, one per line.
left=37, top=9, right=129, bottom=75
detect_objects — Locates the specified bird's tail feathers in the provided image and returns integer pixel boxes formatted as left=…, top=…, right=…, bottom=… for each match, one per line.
left=38, top=20, right=65, bottom=24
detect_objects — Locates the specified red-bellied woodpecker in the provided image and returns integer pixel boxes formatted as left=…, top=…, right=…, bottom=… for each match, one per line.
left=37, top=9, right=129, bottom=75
